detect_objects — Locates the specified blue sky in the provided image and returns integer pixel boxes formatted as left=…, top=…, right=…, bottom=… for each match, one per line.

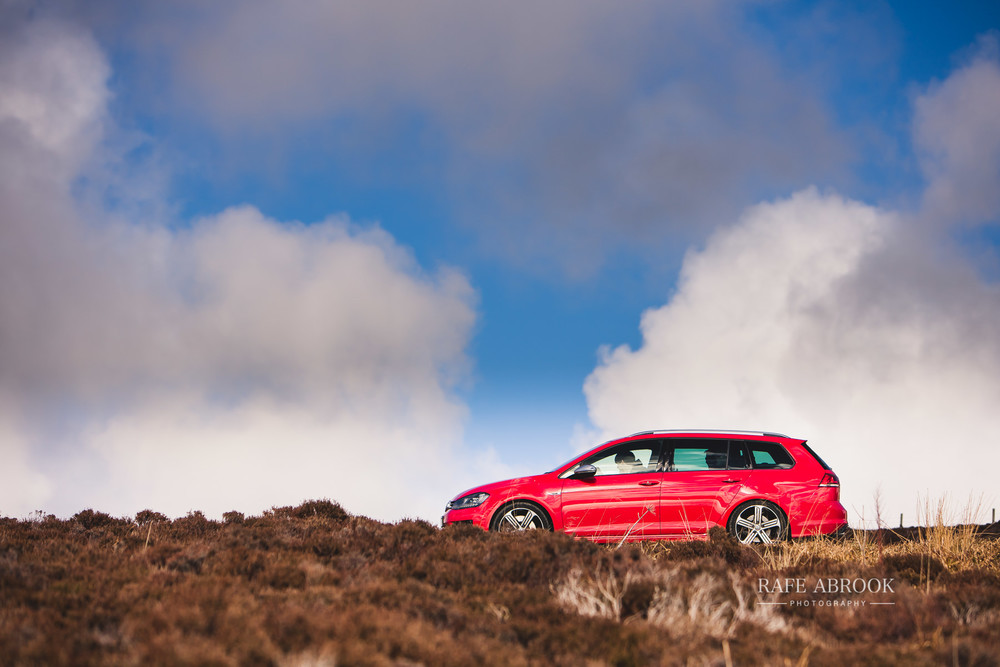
left=2, top=1, right=1000, bottom=523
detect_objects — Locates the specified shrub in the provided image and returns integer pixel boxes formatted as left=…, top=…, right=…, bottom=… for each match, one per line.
left=2, top=505, right=999, bottom=665
left=72, top=509, right=115, bottom=529
left=222, top=511, right=245, bottom=525
left=172, top=511, right=216, bottom=537
left=290, top=499, right=348, bottom=521
left=882, top=552, right=946, bottom=585
left=135, top=509, right=168, bottom=525
left=651, top=525, right=758, bottom=568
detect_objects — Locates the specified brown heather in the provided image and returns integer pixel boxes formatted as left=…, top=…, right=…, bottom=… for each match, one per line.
left=1, top=500, right=999, bottom=666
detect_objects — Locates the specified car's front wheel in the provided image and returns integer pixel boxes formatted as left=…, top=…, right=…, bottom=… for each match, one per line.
left=490, top=501, right=552, bottom=532
left=727, top=500, right=788, bottom=544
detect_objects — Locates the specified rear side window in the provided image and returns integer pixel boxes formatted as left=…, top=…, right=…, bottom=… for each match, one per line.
left=665, top=439, right=730, bottom=471
left=746, top=441, right=795, bottom=469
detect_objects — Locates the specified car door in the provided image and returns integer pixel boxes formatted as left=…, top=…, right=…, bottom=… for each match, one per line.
left=659, top=439, right=747, bottom=537
left=560, top=439, right=664, bottom=542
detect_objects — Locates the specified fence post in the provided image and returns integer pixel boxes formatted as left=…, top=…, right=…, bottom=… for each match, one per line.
left=899, top=513, right=903, bottom=529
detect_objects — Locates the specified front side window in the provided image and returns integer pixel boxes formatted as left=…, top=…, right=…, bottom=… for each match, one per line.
left=581, top=440, right=662, bottom=476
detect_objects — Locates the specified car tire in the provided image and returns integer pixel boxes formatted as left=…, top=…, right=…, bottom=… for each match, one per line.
left=727, top=500, right=788, bottom=544
left=490, top=501, right=552, bottom=532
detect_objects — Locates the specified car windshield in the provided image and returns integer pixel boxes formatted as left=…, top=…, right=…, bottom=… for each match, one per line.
left=544, top=451, right=592, bottom=474
left=544, top=438, right=620, bottom=474
left=544, top=459, right=571, bottom=474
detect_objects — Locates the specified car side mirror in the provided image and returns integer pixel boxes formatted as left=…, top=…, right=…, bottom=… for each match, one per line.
left=570, top=464, right=597, bottom=478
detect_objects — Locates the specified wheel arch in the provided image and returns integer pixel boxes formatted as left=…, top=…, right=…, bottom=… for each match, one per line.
left=724, top=497, right=790, bottom=530
left=722, top=495, right=792, bottom=527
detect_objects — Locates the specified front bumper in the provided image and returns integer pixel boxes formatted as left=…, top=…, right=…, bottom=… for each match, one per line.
left=441, top=504, right=492, bottom=530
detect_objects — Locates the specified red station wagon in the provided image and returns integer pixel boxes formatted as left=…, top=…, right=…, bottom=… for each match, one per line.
left=443, top=430, right=848, bottom=543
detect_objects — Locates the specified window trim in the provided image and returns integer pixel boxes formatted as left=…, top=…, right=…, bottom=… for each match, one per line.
left=657, top=437, right=799, bottom=472
left=728, top=440, right=751, bottom=470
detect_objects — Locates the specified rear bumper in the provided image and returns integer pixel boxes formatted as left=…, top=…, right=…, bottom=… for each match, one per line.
left=792, top=500, right=848, bottom=538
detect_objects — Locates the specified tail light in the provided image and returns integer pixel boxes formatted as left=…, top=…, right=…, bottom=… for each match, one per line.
left=818, top=472, right=840, bottom=499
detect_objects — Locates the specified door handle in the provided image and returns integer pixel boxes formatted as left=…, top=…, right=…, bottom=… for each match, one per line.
left=638, top=480, right=659, bottom=486
left=723, top=479, right=742, bottom=484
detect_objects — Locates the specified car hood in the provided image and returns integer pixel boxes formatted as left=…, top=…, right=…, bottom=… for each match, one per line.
left=448, top=472, right=553, bottom=503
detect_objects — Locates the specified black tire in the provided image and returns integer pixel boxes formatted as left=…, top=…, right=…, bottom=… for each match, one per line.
left=727, top=500, right=788, bottom=544
left=490, top=501, right=552, bottom=532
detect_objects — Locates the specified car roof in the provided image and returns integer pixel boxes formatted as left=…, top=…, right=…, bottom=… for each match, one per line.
left=627, top=429, right=792, bottom=439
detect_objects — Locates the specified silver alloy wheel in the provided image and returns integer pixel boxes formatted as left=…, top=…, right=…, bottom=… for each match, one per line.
left=731, top=502, right=785, bottom=544
left=495, top=505, right=546, bottom=531
left=491, top=500, right=552, bottom=533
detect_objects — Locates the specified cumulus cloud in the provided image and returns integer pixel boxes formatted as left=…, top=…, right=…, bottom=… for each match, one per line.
left=0, top=394, right=51, bottom=514
left=585, top=34, right=1000, bottom=522
left=86, top=0, right=849, bottom=274
left=584, top=41, right=1000, bottom=524
left=0, top=17, right=480, bottom=521
left=914, top=34, right=1000, bottom=227
left=585, top=187, right=1000, bottom=524
left=0, top=18, right=108, bottom=169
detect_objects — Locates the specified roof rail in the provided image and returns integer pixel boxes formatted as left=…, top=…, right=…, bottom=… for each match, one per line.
left=628, top=429, right=791, bottom=439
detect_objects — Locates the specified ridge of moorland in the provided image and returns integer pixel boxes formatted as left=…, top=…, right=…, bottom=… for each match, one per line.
left=2, top=500, right=999, bottom=666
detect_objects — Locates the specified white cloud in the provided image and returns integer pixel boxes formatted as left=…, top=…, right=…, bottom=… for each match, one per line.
left=915, top=35, right=1000, bottom=226
left=0, top=19, right=108, bottom=169
left=0, top=17, right=480, bottom=521
left=585, top=37, right=1000, bottom=527
left=0, top=393, right=52, bottom=514
left=77, top=393, right=467, bottom=521
left=584, top=186, right=1000, bottom=525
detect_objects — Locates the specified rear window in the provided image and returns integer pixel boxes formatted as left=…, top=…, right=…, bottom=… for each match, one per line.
left=746, top=441, right=795, bottom=469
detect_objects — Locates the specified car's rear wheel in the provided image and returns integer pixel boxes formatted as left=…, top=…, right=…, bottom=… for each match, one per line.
left=491, top=501, right=552, bottom=532
left=727, top=500, right=788, bottom=544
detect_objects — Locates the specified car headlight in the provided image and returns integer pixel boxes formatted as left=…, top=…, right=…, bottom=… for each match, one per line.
left=446, top=492, right=490, bottom=510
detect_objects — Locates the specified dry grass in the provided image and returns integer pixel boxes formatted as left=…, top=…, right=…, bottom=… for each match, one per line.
left=552, top=560, right=789, bottom=639
left=729, top=495, right=1000, bottom=587
left=732, top=527, right=1000, bottom=578
left=1, top=500, right=999, bottom=666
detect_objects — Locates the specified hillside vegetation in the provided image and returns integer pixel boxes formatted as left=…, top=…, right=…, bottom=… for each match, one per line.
left=2, top=501, right=999, bottom=666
